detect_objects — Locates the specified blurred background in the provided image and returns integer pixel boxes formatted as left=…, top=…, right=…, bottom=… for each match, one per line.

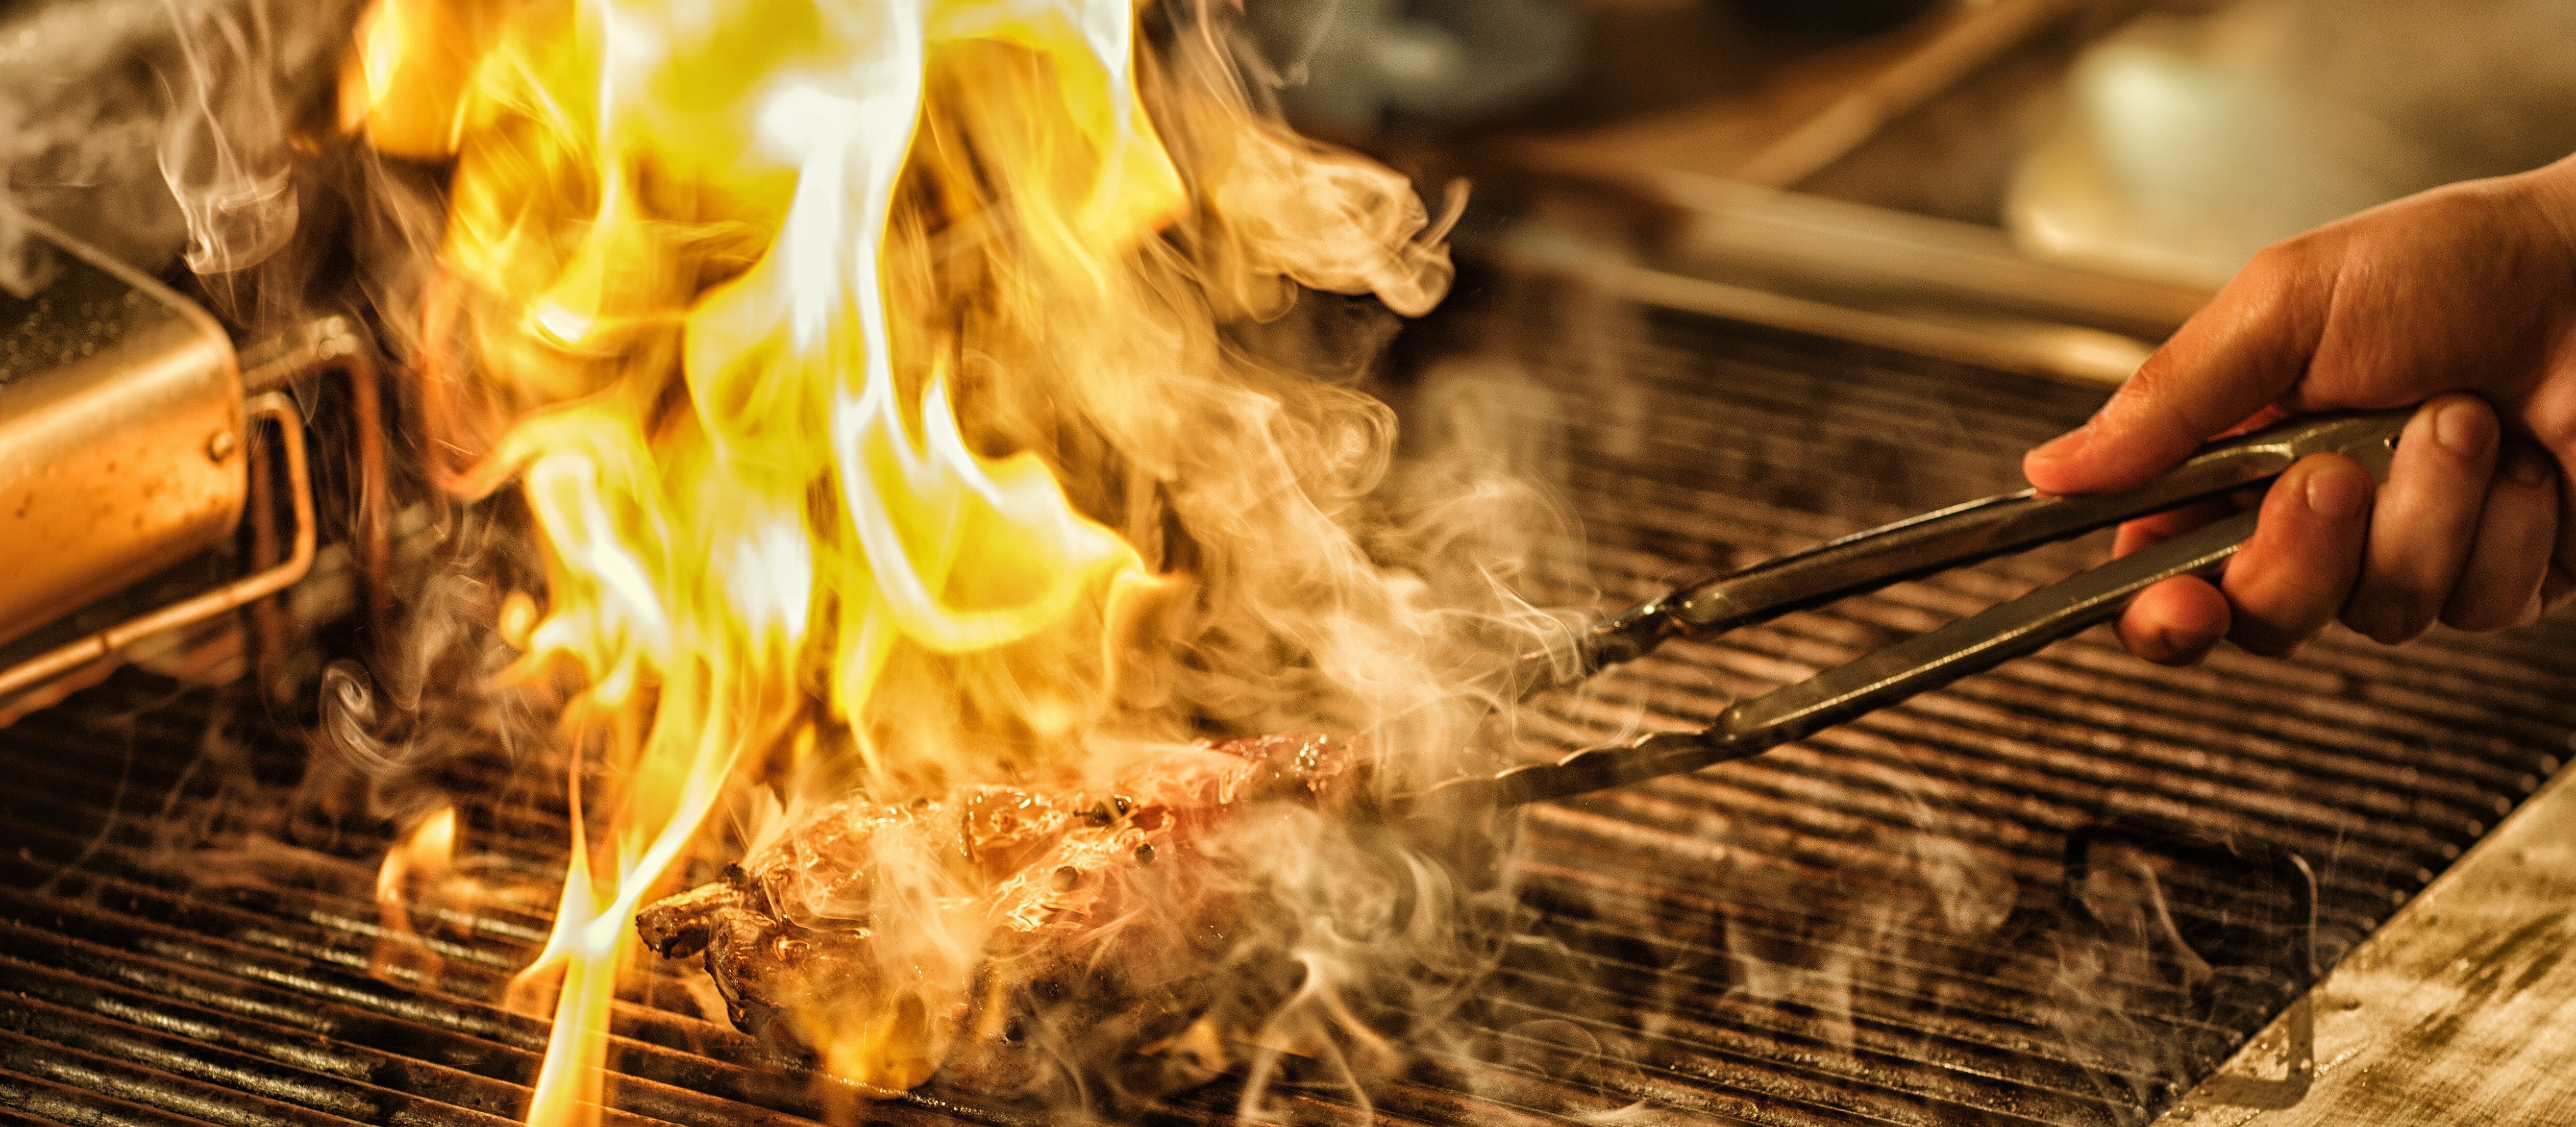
left=1260, top=0, right=2576, bottom=383
left=14, top=0, right=2575, bottom=387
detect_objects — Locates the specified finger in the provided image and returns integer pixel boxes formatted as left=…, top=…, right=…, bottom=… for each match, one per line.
left=2552, top=448, right=2576, bottom=610
left=2341, top=395, right=2499, bottom=643
left=2441, top=443, right=2560, bottom=632
left=2222, top=453, right=2375, bottom=656
left=2025, top=247, right=2335, bottom=495
left=2548, top=564, right=2576, bottom=610
left=2116, top=576, right=2232, bottom=666
left=2112, top=497, right=2244, bottom=559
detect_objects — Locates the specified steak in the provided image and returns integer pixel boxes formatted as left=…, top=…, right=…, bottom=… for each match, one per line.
left=636, top=732, right=1370, bottom=1094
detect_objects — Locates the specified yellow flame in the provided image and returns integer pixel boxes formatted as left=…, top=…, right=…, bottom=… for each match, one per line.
left=349, top=0, right=1200, bottom=1119
left=375, top=804, right=457, bottom=904
left=370, top=804, right=459, bottom=982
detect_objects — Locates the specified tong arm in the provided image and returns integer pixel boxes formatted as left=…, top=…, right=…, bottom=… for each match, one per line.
left=1511, top=411, right=2413, bottom=694
left=1417, top=409, right=2409, bottom=816
left=1419, top=508, right=2259, bottom=814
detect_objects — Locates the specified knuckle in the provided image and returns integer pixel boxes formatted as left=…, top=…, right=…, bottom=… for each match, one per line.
left=2104, top=364, right=2192, bottom=441
left=2242, top=239, right=2312, bottom=282
left=2238, top=242, right=2331, bottom=316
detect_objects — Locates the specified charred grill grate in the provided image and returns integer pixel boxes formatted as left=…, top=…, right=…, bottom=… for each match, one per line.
left=4, top=299, right=2572, bottom=1126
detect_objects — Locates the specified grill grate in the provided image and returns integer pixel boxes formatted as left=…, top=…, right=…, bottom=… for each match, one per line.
left=4, top=295, right=2572, bottom=1126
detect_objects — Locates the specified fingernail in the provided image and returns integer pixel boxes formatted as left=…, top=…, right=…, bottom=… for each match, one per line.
left=2434, top=401, right=2496, bottom=457
left=2306, top=462, right=2372, bottom=519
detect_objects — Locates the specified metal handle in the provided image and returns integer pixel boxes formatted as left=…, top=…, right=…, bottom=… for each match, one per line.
left=1419, top=507, right=2259, bottom=815
left=1408, top=409, right=2407, bottom=816
left=1506, top=410, right=2412, bottom=695
left=0, top=392, right=316, bottom=700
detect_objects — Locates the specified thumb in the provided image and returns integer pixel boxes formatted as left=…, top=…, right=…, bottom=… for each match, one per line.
left=2025, top=246, right=2335, bottom=495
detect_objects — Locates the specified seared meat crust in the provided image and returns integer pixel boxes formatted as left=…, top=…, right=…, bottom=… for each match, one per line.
left=635, top=733, right=1364, bottom=1089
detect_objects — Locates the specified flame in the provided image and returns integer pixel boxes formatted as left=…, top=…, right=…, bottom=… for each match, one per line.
left=346, top=0, right=1464, bottom=1120
left=371, top=804, right=458, bottom=982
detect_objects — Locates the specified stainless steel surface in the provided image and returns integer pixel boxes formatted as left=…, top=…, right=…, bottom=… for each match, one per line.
left=1650, top=174, right=2210, bottom=343
left=0, top=392, right=314, bottom=701
left=1503, top=0, right=2212, bottom=386
left=1498, top=231, right=2167, bottom=386
left=0, top=214, right=242, bottom=650
left=1726, top=0, right=2093, bottom=190
left=1438, top=507, right=2253, bottom=814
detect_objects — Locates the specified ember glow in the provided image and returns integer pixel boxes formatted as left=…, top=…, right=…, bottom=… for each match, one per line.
left=343, top=0, right=1491, bottom=1120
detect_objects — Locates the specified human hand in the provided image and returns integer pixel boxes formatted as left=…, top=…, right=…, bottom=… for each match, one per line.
left=2023, top=155, right=2576, bottom=665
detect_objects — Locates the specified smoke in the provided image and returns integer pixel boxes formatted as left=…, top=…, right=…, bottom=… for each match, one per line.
left=273, top=497, right=565, bottom=903
left=1212, top=808, right=1504, bottom=1121
left=0, top=0, right=2308, bottom=1116
left=100, top=0, right=1649, bottom=1113
left=1, top=0, right=191, bottom=276
left=154, top=0, right=304, bottom=274
left=0, top=0, right=355, bottom=282
left=337, top=0, right=1609, bottom=1107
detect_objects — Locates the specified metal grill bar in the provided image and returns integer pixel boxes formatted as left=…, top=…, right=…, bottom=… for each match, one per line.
left=4, top=298, right=2571, bottom=1125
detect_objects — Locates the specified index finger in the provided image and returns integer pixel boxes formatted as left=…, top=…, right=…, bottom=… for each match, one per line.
left=2024, top=245, right=2336, bottom=495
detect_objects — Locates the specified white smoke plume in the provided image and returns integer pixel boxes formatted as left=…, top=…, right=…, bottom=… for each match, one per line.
left=0, top=0, right=356, bottom=288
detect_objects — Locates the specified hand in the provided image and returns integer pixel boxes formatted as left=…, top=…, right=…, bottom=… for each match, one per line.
left=2023, top=154, right=2576, bottom=665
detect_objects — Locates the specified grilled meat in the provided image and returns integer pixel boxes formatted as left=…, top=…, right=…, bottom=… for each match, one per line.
left=636, top=732, right=1366, bottom=1092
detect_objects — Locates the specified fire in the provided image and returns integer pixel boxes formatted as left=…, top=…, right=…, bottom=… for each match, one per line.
left=343, top=0, right=1463, bottom=1121
left=371, top=804, right=458, bottom=981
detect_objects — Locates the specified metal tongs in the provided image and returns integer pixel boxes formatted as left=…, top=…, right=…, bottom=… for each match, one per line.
left=1408, top=409, right=2410, bottom=815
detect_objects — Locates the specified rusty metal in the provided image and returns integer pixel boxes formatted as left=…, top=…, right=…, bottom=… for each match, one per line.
left=0, top=211, right=243, bottom=651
